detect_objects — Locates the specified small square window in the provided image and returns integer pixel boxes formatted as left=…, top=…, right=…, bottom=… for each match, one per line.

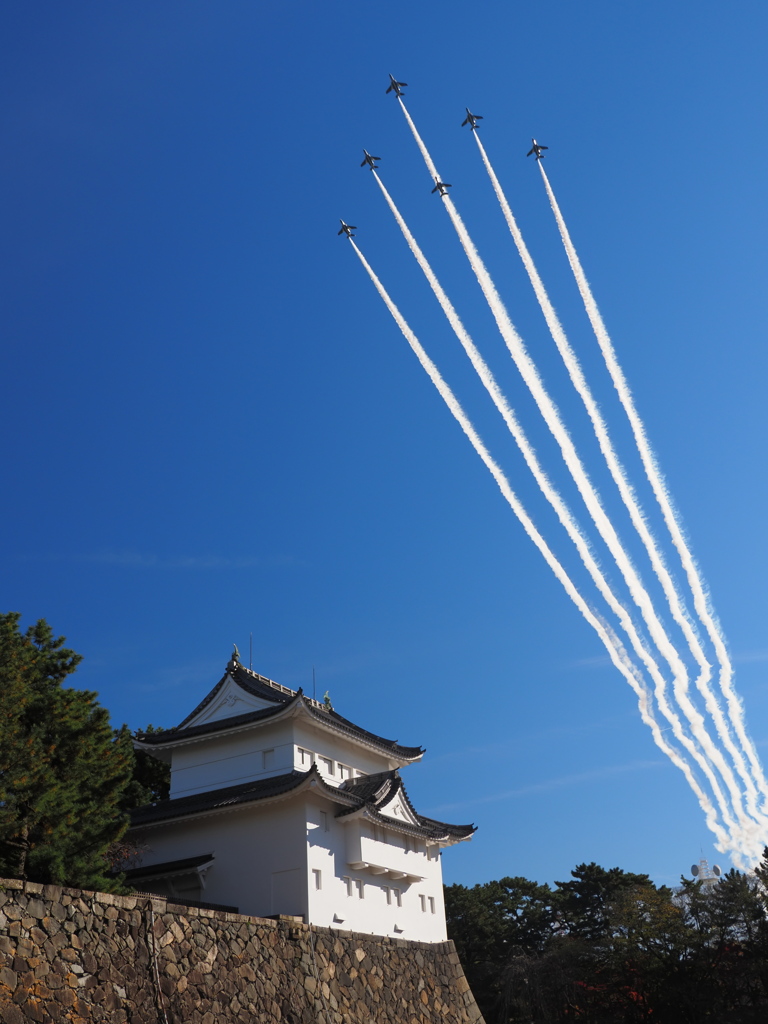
left=320, top=756, right=334, bottom=776
left=312, top=869, right=322, bottom=890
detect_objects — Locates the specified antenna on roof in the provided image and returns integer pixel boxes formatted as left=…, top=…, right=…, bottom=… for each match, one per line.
left=313, top=665, right=316, bottom=701
left=249, top=632, right=253, bottom=671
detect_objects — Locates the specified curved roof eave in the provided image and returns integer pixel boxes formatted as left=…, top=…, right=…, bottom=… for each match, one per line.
left=130, top=764, right=358, bottom=830
left=175, top=662, right=291, bottom=729
left=336, top=770, right=476, bottom=844
left=337, top=804, right=475, bottom=845
left=135, top=690, right=424, bottom=765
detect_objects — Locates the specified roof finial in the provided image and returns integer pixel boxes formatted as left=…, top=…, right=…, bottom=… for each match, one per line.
left=323, top=690, right=333, bottom=712
left=232, top=643, right=240, bottom=663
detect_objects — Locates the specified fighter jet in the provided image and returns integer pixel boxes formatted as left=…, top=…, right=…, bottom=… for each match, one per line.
left=337, top=220, right=357, bottom=238
left=360, top=150, right=381, bottom=170
left=526, top=139, right=548, bottom=160
left=431, top=180, right=452, bottom=196
left=461, top=109, right=483, bottom=130
left=386, top=75, right=408, bottom=97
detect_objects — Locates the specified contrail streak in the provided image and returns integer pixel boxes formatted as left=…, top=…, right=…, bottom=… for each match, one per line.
left=395, top=97, right=744, bottom=833
left=346, top=234, right=730, bottom=851
left=471, top=132, right=762, bottom=828
left=368, top=166, right=741, bottom=828
left=537, top=159, right=768, bottom=820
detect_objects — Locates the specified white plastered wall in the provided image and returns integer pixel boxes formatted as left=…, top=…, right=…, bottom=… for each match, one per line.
left=168, top=720, right=295, bottom=798
left=305, top=797, right=448, bottom=941
left=291, top=720, right=407, bottom=783
left=133, top=799, right=309, bottom=919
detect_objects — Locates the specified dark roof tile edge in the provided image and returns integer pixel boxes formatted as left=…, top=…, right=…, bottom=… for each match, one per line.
left=305, top=702, right=424, bottom=760
left=130, top=765, right=359, bottom=827
left=174, top=660, right=288, bottom=730
left=336, top=772, right=476, bottom=841
left=123, top=854, right=214, bottom=880
left=138, top=689, right=423, bottom=762
left=137, top=701, right=287, bottom=745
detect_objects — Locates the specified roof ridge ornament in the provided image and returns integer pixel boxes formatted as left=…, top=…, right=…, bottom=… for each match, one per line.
left=226, top=644, right=241, bottom=673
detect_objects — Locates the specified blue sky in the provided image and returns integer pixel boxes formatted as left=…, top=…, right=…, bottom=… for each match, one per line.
left=3, top=1, right=768, bottom=888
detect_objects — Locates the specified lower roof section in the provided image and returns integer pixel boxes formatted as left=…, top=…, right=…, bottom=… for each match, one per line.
left=130, top=765, right=475, bottom=844
left=130, top=765, right=348, bottom=828
left=123, top=853, right=214, bottom=883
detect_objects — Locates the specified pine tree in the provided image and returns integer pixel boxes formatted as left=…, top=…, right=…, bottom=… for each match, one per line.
left=127, top=723, right=171, bottom=805
left=0, top=613, right=134, bottom=891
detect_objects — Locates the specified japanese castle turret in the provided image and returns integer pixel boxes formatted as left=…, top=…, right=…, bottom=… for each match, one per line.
left=130, top=652, right=475, bottom=942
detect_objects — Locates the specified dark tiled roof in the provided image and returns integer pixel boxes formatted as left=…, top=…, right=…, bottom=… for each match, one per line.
left=137, top=703, right=283, bottom=745
left=339, top=769, right=476, bottom=842
left=413, top=814, right=476, bottom=841
left=135, top=660, right=424, bottom=763
left=175, top=662, right=292, bottom=729
left=130, top=765, right=355, bottom=828
left=129, top=763, right=474, bottom=843
left=365, top=806, right=476, bottom=842
left=309, top=702, right=424, bottom=761
left=341, top=770, right=399, bottom=804
left=123, top=854, right=214, bottom=881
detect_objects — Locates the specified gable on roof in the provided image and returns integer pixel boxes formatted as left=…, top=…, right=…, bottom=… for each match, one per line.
left=181, top=670, right=280, bottom=728
left=176, top=659, right=292, bottom=731
left=136, top=658, right=425, bottom=769
left=377, top=786, right=421, bottom=828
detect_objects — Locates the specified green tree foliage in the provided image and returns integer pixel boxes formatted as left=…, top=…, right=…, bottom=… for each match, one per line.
left=0, top=612, right=135, bottom=891
left=126, top=724, right=171, bottom=807
left=553, top=861, right=653, bottom=941
left=446, top=852, right=768, bottom=1024
left=445, top=876, right=556, bottom=1019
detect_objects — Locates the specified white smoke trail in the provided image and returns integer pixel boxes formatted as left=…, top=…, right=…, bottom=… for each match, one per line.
left=471, top=133, right=762, bottom=829
left=369, top=165, right=740, bottom=828
left=347, top=234, right=732, bottom=852
left=537, top=160, right=768, bottom=821
left=395, top=97, right=745, bottom=833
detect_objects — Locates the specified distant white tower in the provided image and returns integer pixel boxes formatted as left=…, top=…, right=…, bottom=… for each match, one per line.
left=690, top=858, right=722, bottom=887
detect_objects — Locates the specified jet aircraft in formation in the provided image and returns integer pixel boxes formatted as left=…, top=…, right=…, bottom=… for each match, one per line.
left=461, top=109, right=483, bottom=130
left=526, top=139, right=548, bottom=160
left=386, top=75, right=407, bottom=97
left=337, top=220, right=357, bottom=238
left=431, top=179, right=452, bottom=196
left=360, top=150, right=381, bottom=170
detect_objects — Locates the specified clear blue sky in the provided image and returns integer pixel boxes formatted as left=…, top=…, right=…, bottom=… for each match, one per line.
left=3, top=1, right=768, bottom=889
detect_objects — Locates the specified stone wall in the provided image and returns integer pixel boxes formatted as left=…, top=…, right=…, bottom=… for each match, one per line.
left=0, top=878, right=484, bottom=1023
